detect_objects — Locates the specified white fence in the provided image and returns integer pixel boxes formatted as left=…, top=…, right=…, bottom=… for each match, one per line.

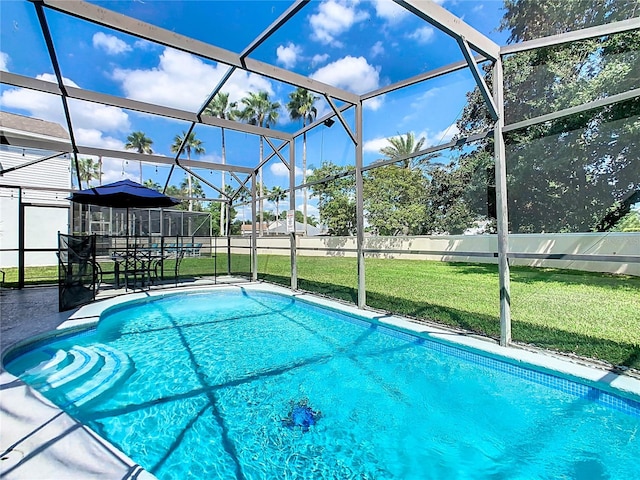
left=250, top=233, right=640, bottom=276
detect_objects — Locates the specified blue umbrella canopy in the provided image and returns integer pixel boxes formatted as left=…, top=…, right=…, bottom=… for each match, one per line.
left=68, top=179, right=180, bottom=208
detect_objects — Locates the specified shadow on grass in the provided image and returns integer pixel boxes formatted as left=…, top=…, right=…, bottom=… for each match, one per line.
left=446, top=262, right=640, bottom=290
left=260, top=274, right=640, bottom=370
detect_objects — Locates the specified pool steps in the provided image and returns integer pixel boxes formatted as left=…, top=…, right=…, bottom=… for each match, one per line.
left=21, top=344, right=134, bottom=408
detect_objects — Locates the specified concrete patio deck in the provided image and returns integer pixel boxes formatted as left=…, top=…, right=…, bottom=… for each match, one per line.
left=0, top=278, right=246, bottom=479
left=0, top=285, right=155, bottom=479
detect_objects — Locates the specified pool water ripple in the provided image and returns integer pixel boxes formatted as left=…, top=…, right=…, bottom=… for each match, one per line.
left=5, top=288, right=640, bottom=479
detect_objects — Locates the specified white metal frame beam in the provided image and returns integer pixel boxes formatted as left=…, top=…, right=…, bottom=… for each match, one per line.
left=393, top=0, right=500, bottom=60
left=240, top=0, right=310, bottom=63
left=458, top=38, right=498, bottom=121
left=503, top=87, right=640, bottom=133
left=37, top=0, right=360, bottom=105
left=0, top=133, right=253, bottom=174
left=501, top=17, right=640, bottom=55
left=0, top=71, right=293, bottom=142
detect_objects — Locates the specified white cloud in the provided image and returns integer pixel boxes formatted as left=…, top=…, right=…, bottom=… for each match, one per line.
left=408, top=26, right=436, bottom=44
left=75, top=128, right=126, bottom=150
left=0, top=51, right=9, bottom=71
left=99, top=157, right=140, bottom=185
left=113, top=48, right=273, bottom=111
left=92, top=32, right=132, bottom=55
left=418, top=123, right=460, bottom=147
left=309, top=0, right=369, bottom=46
left=276, top=43, right=302, bottom=69
left=363, top=96, right=384, bottom=111
left=364, top=125, right=459, bottom=155
left=1, top=73, right=130, bottom=133
left=310, top=56, right=379, bottom=95
left=311, top=53, right=330, bottom=67
left=363, top=136, right=391, bottom=153
left=270, top=161, right=308, bottom=178
left=371, top=0, right=410, bottom=23
left=133, top=39, right=157, bottom=50
left=401, top=86, right=443, bottom=124
left=370, top=41, right=384, bottom=58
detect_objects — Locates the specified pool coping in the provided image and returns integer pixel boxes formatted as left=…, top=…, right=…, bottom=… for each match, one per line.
left=3, top=282, right=640, bottom=479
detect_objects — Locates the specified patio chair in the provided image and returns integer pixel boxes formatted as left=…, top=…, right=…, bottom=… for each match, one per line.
left=153, top=248, right=185, bottom=286
left=123, top=245, right=152, bottom=290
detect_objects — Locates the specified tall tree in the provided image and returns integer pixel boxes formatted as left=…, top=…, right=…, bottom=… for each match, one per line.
left=170, top=131, right=205, bottom=212
left=74, top=157, right=102, bottom=187
left=457, top=0, right=640, bottom=233
left=268, top=186, right=287, bottom=224
left=238, top=91, right=280, bottom=235
left=143, top=179, right=162, bottom=191
left=287, top=87, right=319, bottom=234
left=308, top=161, right=357, bottom=235
left=379, top=132, right=428, bottom=169
left=179, top=176, right=205, bottom=211
left=125, top=131, right=153, bottom=184
left=364, top=165, right=427, bottom=235
left=204, top=92, right=238, bottom=236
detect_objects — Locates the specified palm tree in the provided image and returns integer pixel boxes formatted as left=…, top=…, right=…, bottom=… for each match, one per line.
left=268, top=186, right=287, bottom=225
left=379, top=132, right=427, bottom=169
left=238, top=91, right=280, bottom=235
left=170, top=131, right=205, bottom=211
left=74, top=157, right=102, bottom=187
left=179, top=176, right=205, bottom=211
left=204, top=92, right=237, bottom=236
left=143, top=179, right=162, bottom=191
left=125, top=131, right=153, bottom=183
left=287, top=88, right=319, bottom=235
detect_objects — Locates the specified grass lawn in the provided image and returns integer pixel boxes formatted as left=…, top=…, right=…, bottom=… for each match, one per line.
left=3, top=254, right=639, bottom=369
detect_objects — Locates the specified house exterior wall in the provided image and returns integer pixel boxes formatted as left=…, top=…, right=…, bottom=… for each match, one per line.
left=0, top=145, right=71, bottom=268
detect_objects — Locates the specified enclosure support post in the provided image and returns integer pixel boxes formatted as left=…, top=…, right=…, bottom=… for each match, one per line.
left=289, top=140, right=298, bottom=291
left=226, top=202, right=232, bottom=275
left=493, top=58, right=512, bottom=346
left=355, top=102, right=366, bottom=308
left=18, top=187, right=25, bottom=289
left=251, top=172, right=258, bottom=281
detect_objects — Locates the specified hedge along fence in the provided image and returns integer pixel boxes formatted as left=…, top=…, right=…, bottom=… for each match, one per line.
left=247, top=232, right=640, bottom=277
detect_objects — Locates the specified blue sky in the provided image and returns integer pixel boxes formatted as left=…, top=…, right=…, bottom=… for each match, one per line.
left=0, top=0, right=509, bottom=220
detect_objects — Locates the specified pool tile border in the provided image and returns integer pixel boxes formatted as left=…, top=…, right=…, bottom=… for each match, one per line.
left=288, top=289, right=640, bottom=418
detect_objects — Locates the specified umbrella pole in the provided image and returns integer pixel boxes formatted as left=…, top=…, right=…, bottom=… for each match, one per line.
left=126, top=207, right=129, bottom=251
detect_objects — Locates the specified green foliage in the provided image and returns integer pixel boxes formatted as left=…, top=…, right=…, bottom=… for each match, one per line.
left=286, top=88, right=318, bottom=126
left=204, top=92, right=237, bottom=120
left=143, top=179, right=162, bottom=191
left=307, top=161, right=357, bottom=235
left=421, top=150, right=497, bottom=235
left=209, top=201, right=237, bottom=236
left=612, top=210, right=640, bottom=232
left=278, top=209, right=318, bottom=226
left=268, top=186, right=287, bottom=219
left=457, top=0, right=640, bottom=234
left=363, top=165, right=427, bottom=235
left=73, top=157, right=102, bottom=187
left=500, top=0, right=639, bottom=43
left=378, top=132, right=428, bottom=169
left=170, top=131, right=205, bottom=212
left=125, top=131, right=153, bottom=154
left=238, top=91, right=280, bottom=128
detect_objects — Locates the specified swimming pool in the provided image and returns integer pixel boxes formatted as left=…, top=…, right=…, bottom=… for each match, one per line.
left=4, top=286, right=640, bottom=479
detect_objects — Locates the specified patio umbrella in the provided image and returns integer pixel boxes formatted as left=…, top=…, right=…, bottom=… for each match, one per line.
left=68, top=179, right=180, bottom=235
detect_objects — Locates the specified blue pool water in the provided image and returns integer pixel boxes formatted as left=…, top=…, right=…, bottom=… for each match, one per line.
left=5, top=288, right=640, bottom=479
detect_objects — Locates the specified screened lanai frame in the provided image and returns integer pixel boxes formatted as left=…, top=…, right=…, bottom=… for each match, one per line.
left=1, top=0, right=639, bottom=346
